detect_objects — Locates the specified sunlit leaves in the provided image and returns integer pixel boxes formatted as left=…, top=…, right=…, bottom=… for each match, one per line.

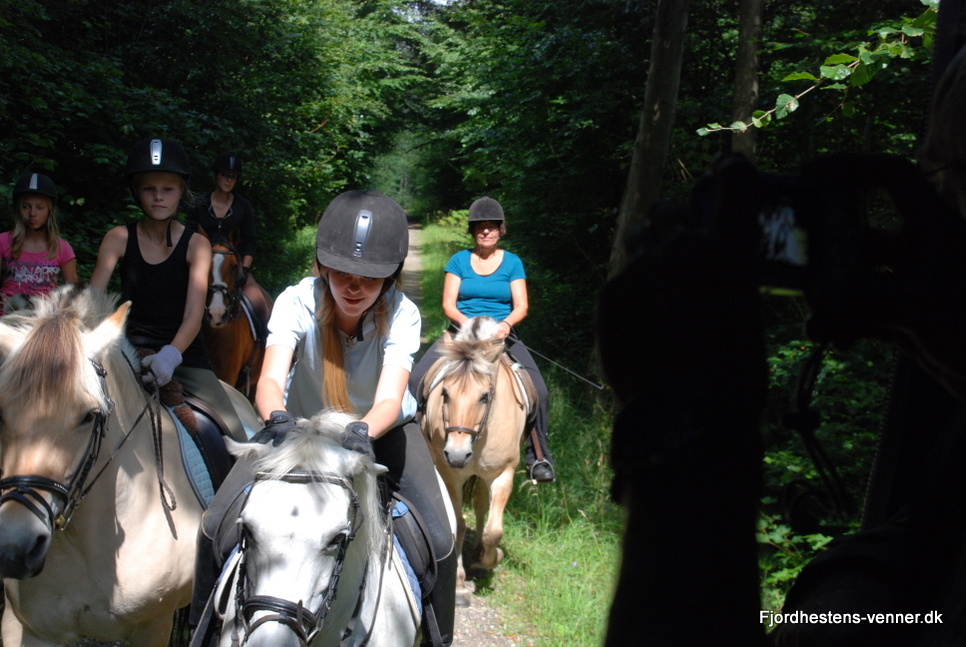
left=698, top=2, right=936, bottom=137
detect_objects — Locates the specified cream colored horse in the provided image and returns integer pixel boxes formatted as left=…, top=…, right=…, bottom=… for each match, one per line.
left=419, top=317, right=530, bottom=606
left=0, top=287, right=210, bottom=646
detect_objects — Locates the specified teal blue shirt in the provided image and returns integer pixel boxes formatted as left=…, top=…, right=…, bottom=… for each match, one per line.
left=445, top=249, right=526, bottom=321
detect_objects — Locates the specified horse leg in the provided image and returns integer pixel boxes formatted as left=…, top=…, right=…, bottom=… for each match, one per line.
left=473, top=466, right=514, bottom=574
left=440, top=470, right=472, bottom=607
left=1, top=592, right=24, bottom=647
left=472, top=475, right=489, bottom=563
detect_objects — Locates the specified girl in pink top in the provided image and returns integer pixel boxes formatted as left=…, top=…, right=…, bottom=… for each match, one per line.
left=1, top=173, right=78, bottom=310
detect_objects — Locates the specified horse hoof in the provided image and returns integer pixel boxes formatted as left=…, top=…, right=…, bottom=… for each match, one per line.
left=456, top=591, right=472, bottom=607
left=468, top=564, right=489, bottom=580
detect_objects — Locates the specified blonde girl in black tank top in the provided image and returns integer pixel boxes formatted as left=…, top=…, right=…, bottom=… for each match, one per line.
left=90, top=137, right=246, bottom=440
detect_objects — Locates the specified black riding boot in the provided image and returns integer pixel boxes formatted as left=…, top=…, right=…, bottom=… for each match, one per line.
left=424, top=540, right=457, bottom=647
left=525, top=426, right=556, bottom=482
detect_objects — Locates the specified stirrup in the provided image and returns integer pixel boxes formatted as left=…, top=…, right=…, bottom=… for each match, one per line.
left=527, top=460, right=555, bottom=484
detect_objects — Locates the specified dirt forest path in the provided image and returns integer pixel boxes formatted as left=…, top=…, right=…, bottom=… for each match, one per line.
left=404, top=225, right=524, bottom=647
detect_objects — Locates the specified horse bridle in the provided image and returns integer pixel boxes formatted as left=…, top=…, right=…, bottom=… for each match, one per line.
left=208, top=246, right=245, bottom=324
left=441, top=378, right=496, bottom=443
left=0, top=354, right=171, bottom=532
left=233, top=470, right=368, bottom=647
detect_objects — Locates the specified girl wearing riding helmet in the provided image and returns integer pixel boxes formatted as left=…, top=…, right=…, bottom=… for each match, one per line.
left=409, top=197, right=555, bottom=483
left=90, top=137, right=246, bottom=440
left=186, top=152, right=272, bottom=324
left=1, top=172, right=79, bottom=312
left=254, top=189, right=455, bottom=647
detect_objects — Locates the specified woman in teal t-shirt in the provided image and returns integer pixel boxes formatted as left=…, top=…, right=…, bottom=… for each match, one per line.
left=409, top=197, right=555, bottom=483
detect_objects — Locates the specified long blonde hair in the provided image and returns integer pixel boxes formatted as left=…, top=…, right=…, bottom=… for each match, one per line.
left=316, top=267, right=402, bottom=413
left=10, top=195, right=62, bottom=260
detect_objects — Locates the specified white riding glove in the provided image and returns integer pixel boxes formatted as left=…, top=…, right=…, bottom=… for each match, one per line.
left=141, top=345, right=182, bottom=386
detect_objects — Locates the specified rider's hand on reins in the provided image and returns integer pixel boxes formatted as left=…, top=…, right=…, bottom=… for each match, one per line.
left=341, top=421, right=376, bottom=462
left=141, top=345, right=182, bottom=387
left=252, top=410, right=298, bottom=447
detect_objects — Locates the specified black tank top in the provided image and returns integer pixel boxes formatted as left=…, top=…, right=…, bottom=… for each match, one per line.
left=120, top=221, right=210, bottom=369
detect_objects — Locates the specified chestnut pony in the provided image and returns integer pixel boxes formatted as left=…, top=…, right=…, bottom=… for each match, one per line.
left=205, top=240, right=268, bottom=401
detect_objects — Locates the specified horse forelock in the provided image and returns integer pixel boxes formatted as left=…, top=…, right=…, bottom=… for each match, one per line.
left=0, top=314, right=93, bottom=415
left=440, top=320, right=503, bottom=385
left=249, top=410, right=384, bottom=557
left=0, top=288, right=119, bottom=416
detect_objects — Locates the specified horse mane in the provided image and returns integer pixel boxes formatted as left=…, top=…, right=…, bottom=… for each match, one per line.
left=247, top=410, right=384, bottom=557
left=439, top=316, right=504, bottom=384
left=0, top=286, right=119, bottom=414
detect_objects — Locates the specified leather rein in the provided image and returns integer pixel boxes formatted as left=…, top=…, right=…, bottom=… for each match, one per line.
left=0, top=352, right=175, bottom=531
left=230, top=469, right=389, bottom=647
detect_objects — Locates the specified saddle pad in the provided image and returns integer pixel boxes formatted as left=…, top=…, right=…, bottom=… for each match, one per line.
left=393, top=532, right=423, bottom=616
left=168, top=404, right=216, bottom=507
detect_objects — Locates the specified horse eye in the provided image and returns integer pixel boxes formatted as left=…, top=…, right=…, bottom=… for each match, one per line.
left=328, top=530, right=348, bottom=548
left=479, top=391, right=490, bottom=404
left=81, top=410, right=98, bottom=425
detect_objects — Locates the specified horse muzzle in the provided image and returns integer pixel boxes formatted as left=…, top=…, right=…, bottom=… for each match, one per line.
left=0, top=496, right=56, bottom=578
left=443, top=430, right=476, bottom=468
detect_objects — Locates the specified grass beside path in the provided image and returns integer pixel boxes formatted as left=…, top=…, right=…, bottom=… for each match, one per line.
left=416, top=219, right=620, bottom=646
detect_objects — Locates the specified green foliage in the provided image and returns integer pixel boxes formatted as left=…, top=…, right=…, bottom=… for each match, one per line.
left=413, top=220, right=466, bottom=344
left=0, top=0, right=428, bottom=296
left=758, top=330, right=894, bottom=610
left=699, top=1, right=937, bottom=138
left=758, top=508, right=834, bottom=612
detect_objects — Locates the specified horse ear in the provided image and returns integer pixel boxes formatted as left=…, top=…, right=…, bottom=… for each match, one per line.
left=86, top=301, right=131, bottom=359
left=226, top=437, right=270, bottom=461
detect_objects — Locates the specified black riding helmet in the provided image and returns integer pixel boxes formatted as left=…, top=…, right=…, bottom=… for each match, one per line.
left=13, top=173, right=57, bottom=203
left=468, top=196, right=505, bottom=223
left=315, top=190, right=408, bottom=279
left=125, top=137, right=191, bottom=246
left=125, top=137, right=192, bottom=179
left=213, top=152, right=242, bottom=177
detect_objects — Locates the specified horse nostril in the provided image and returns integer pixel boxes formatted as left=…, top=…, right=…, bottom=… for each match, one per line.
left=26, top=533, right=48, bottom=563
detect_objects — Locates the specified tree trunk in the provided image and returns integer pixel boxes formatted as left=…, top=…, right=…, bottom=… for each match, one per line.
left=607, top=0, right=691, bottom=278
left=731, top=0, right=763, bottom=161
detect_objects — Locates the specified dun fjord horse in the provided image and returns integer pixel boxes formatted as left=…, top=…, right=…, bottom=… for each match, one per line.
left=205, top=240, right=268, bottom=401
left=418, top=317, right=531, bottom=606
left=214, top=412, right=421, bottom=647
left=0, top=287, right=204, bottom=646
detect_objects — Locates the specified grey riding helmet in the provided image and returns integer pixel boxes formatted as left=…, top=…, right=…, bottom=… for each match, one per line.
left=315, top=190, right=408, bottom=279
left=13, top=173, right=57, bottom=202
left=213, top=151, right=242, bottom=176
left=125, top=137, right=192, bottom=179
left=468, top=196, right=505, bottom=223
